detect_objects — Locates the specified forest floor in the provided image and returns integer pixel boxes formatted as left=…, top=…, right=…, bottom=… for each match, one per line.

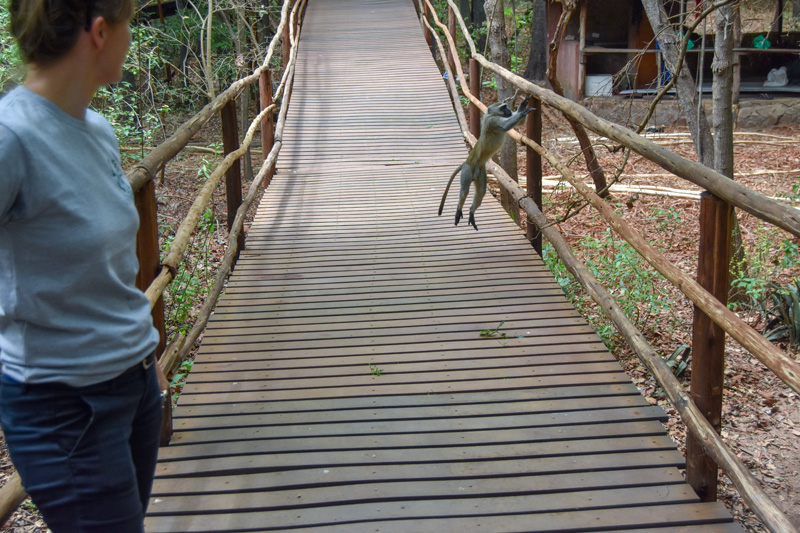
left=521, top=118, right=800, bottom=532
left=0, top=114, right=798, bottom=532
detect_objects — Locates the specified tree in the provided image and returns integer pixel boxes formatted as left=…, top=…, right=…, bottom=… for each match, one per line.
left=484, top=0, right=520, bottom=220
left=457, top=0, right=488, bottom=53
left=641, top=0, right=715, bottom=166
left=546, top=0, right=609, bottom=197
left=522, top=0, right=547, bottom=83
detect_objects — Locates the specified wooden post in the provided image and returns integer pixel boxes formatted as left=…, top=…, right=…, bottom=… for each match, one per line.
left=133, top=179, right=172, bottom=445
left=448, top=6, right=457, bottom=73
left=282, top=1, right=296, bottom=108
left=282, top=6, right=291, bottom=71
left=687, top=191, right=733, bottom=501
left=526, top=97, right=543, bottom=255
left=578, top=2, right=587, bottom=99
left=469, top=59, right=481, bottom=139
left=423, top=2, right=435, bottom=59
left=259, top=68, right=275, bottom=185
left=221, top=100, right=244, bottom=262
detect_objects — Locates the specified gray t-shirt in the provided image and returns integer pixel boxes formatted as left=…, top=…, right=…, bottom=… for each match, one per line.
left=0, top=86, right=159, bottom=386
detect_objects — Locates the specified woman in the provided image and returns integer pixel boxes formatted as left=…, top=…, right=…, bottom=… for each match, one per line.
left=0, top=2, right=167, bottom=531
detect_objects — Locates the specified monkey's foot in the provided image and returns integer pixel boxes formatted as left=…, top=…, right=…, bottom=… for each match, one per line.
left=468, top=213, right=478, bottom=231
left=454, top=210, right=463, bottom=226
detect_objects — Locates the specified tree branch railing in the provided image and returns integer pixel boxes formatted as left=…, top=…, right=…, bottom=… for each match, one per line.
left=0, top=0, right=305, bottom=524
left=421, top=2, right=797, bottom=531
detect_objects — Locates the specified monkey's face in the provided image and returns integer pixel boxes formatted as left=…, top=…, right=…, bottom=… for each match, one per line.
left=486, top=102, right=513, bottom=118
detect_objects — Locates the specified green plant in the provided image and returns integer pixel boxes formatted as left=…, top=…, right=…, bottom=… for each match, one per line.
left=369, top=363, right=383, bottom=376
left=542, top=229, right=681, bottom=350
left=161, top=207, right=219, bottom=343
left=0, top=7, right=23, bottom=92
left=730, top=222, right=800, bottom=310
left=665, top=344, right=690, bottom=377
left=480, top=321, right=523, bottom=346
left=761, top=280, right=800, bottom=348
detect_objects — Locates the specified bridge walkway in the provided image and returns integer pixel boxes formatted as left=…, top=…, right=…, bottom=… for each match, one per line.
left=145, top=0, right=741, bottom=530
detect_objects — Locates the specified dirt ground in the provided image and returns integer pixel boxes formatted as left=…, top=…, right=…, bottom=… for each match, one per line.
left=526, top=119, right=800, bottom=532
left=0, top=116, right=798, bottom=531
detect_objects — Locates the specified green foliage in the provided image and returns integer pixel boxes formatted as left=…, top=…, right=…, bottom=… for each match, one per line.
left=0, top=6, right=24, bottom=92
left=542, top=228, right=682, bottom=350
left=730, top=222, right=800, bottom=309
left=761, top=280, right=800, bottom=348
left=161, top=207, right=218, bottom=342
left=480, top=321, right=523, bottom=346
left=665, top=344, right=691, bottom=377
left=170, top=359, right=195, bottom=387
left=369, top=363, right=383, bottom=376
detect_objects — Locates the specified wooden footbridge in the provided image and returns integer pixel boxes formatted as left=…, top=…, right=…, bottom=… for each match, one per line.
left=144, top=0, right=742, bottom=530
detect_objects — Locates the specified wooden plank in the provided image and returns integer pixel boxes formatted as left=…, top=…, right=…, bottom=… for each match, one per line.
left=149, top=474, right=694, bottom=515
left=145, top=0, right=741, bottom=529
left=147, top=503, right=737, bottom=532
left=170, top=393, right=653, bottom=428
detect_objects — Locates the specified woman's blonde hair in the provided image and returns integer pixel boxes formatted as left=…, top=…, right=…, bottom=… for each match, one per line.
left=10, top=0, right=135, bottom=65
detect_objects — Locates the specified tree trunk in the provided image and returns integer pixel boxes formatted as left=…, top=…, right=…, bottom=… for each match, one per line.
left=641, top=0, right=714, bottom=166
left=523, top=0, right=547, bottom=83
left=205, top=0, right=216, bottom=98
left=713, top=4, right=748, bottom=296
left=485, top=0, right=519, bottom=222
left=460, top=0, right=471, bottom=24
left=472, top=0, right=487, bottom=53
left=713, top=5, right=734, bottom=178
left=546, top=0, right=609, bottom=197
left=732, top=4, right=742, bottom=106
left=237, top=9, right=254, bottom=183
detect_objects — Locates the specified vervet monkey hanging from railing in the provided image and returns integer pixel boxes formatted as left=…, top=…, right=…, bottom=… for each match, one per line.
left=439, top=95, right=534, bottom=230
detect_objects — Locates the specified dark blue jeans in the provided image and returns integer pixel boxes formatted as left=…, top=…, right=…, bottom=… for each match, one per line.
left=0, top=355, right=163, bottom=533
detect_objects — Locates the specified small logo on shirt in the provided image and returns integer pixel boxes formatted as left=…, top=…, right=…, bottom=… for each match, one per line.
left=110, top=157, right=131, bottom=193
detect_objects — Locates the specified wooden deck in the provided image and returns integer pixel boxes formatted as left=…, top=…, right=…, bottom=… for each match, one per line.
left=145, top=0, right=742, bottom=530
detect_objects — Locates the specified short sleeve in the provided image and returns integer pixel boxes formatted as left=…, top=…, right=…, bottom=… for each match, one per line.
left=0, top=124, right=26, bottom=223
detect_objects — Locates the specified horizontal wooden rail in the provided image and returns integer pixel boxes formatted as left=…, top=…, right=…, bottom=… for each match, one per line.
left=423, top=3, right=797, bottom=531
left=431, top=0, right=800, bottom=396
left=159, top=0, right=305, bottom=377
left=443, top=0, right=800, bottom=240
left=143, top=0, right=301, bottom=307
left=0, top=0, right=302, bottom=525
left=126, top=0, right=293, bottom=193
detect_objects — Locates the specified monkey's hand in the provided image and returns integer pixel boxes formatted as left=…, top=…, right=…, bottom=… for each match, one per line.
left=468, top=213, right=479, bottom=231
left=455, top=209, right=463, bottom=226
left=517, top=97, right=535, bottom=116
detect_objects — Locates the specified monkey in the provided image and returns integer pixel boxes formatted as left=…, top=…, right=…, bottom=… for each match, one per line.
left=438, top=96, right=534, bottom=230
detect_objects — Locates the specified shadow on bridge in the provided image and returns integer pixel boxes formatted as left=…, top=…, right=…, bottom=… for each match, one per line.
left=145, top=0, right=741, bottom=530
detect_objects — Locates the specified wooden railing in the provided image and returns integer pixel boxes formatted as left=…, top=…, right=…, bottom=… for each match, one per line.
left=418, top=2, right=798, bottom=531
left=0, top=0, right=307, bottom=523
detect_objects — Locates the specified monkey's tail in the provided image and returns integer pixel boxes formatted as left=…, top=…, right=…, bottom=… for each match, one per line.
left=438, top=165, right=462, bottom=216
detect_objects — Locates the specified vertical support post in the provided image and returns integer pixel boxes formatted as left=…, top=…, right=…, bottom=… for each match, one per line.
left=578, top=2, right=587, bottom=100
left=423, top=2, right=435, bottom=59
left=687, top=191, right=733, bottom=501
left=259, top=68, right=275, bottom=185
left=282, top=6, right=291, bottom=72
left=526, top=97, right=543, bottom=255
left=133, top=179, right=172, bottom=446
left=448, top=6, right=457, bottom=73
left=469, top=59, right=481, bottom=140
left=221, top=100, right=245, bottom=263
